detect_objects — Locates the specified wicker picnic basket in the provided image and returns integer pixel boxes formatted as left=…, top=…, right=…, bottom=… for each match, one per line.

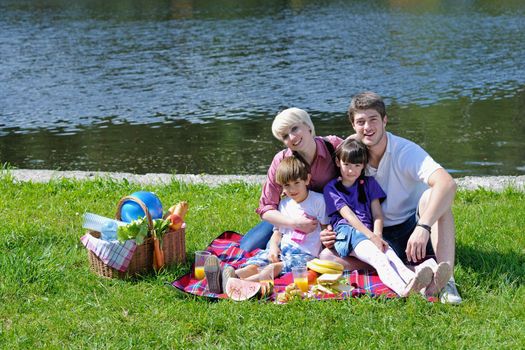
left=86, top=195, right=186, bottom=279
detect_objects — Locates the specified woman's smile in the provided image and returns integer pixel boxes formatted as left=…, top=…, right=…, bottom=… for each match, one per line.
left=282, top=123, right=313, bottom=151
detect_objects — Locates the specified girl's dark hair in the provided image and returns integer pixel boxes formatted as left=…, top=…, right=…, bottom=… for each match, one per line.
left=335, top=138, right=368, bottom=203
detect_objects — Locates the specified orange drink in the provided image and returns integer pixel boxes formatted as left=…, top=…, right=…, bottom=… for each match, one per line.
left=294, top=277, right=309, bottom=292
left=194, top=266, right=205, bottom=280
left=292, top=266, right=309, bottom=292
left=194, top=251, right=211, bottom=280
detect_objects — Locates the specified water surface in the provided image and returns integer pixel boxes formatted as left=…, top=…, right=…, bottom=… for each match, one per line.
left=1, top=0, right=524, bottom=175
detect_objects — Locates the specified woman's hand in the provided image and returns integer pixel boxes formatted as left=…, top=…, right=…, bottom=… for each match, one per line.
left=293, top=216, right=318, bottom=234
left=268, top=246, right=281, bottom=263
left=320, top=225, right=336, bottom=249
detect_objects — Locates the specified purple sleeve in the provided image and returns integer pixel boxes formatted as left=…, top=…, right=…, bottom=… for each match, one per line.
left=323, top=180, right=347, bottom=216
left=366, top=176, right=386, bottom=202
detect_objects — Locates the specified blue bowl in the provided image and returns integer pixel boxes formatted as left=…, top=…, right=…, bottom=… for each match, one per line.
left=120, top=191, right=163, bottom=222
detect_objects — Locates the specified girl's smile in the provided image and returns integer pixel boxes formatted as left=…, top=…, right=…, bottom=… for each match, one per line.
left=339, top=161, right=364, bottom=187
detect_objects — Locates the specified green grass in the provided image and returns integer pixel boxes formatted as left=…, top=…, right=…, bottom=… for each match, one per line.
left=0, top=172, right=524, bottom=349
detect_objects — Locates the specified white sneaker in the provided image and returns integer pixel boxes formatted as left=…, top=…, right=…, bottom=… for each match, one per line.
left=440, top=278, right=462, bottom=305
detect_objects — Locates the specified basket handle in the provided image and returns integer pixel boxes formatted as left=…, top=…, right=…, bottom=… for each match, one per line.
left=116, top=196, right=154, bottom=231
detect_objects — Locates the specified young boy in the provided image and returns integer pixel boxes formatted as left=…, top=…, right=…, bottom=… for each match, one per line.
left=233, top=155, right=329, bottom=282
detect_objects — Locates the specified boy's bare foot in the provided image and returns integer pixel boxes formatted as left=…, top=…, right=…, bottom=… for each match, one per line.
left=221, top=265, right=236, bottom=293
left=204, top=255, right=222, bottom=294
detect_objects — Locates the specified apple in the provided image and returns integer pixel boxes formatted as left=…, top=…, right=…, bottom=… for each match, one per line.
left=307, top=270, right=319, bottom=285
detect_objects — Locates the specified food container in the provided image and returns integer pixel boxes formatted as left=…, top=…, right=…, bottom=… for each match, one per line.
left=85, top=195, right=186, bottom=278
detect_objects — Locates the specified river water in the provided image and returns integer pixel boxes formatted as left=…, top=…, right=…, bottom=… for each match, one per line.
left=1, top=0, right=524, bottom=175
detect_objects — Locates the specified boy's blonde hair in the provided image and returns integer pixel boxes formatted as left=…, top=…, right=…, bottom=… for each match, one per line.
left=271, top=107, right=316, bottom=141
left=275, top=156, right=309, bottom=185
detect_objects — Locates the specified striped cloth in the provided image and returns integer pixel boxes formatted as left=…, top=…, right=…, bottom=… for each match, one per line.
left=80, top=233, right=137, bottom=272
left=171, top=231, right=400, bottom=301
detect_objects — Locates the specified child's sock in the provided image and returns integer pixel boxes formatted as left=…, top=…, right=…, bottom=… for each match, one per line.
left=385, top=247, right=415, bottom=283
left=352, top=240, right=408, bottom=296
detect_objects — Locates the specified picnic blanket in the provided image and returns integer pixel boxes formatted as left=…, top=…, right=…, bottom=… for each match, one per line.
left=80, top=233, right=137, bottom=272
left=171, top=231, right=399, bottom=301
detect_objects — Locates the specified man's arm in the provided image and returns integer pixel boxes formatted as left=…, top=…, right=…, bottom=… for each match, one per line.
left=406, top=168, right=457, bottom=262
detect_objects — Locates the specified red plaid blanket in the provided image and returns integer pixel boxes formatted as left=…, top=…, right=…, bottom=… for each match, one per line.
left=171, top=231, right=404, bottom=301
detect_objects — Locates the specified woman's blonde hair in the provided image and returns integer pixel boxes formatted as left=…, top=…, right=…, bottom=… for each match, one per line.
left=271, top=107, right=316, bottom=141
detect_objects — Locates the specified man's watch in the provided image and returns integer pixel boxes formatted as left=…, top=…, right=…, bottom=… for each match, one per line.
left=416, top=222, right=432, bottom=233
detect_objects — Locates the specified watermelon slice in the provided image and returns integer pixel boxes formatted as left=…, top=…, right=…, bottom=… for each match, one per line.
left=225, top=278, right=261, bottom=301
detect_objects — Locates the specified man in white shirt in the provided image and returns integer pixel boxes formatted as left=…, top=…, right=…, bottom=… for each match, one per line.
left=320, top=91, right=462, bottom=304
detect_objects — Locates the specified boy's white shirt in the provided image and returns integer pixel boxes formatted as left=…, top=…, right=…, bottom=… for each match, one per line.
left=276, top=190, right=329, bottom=257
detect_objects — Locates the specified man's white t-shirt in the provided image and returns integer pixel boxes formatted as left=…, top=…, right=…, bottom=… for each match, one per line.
left=277, top=190, right=329, bottom=257
left=366, top=132, right=442, bottom=227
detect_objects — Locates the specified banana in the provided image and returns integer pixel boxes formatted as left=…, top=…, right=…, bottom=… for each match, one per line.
left=307, top=260, right=343, bottom=274
left=309, top=258, right=344, bottom=271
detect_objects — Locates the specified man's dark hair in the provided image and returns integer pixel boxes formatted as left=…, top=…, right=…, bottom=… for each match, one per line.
left=348, top=91, right=386, bottom=123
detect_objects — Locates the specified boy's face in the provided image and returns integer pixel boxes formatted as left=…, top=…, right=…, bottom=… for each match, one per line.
left=281, top=175, right=310, bottom=203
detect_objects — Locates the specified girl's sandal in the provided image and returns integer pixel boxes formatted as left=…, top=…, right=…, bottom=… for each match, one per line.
left=403, top=265, right=433, bottom=296
left=425, top=262, right=452, bottom=297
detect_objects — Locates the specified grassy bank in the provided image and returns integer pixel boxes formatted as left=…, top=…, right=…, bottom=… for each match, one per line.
left=0, top=173, right=524, bottom=349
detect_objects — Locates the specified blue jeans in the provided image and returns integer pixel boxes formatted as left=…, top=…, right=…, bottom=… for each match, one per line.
left=239, top=221, right=274, bottom=251
left=334, top=224, right=369, bottom=257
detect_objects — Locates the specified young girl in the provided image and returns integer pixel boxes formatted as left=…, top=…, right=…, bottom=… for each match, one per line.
left=233, top=156, right=329, bottom=282
left=323, top=138, right=433, bottom=297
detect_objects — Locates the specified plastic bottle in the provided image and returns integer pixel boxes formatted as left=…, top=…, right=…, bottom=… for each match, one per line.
left=101, top=221, right=118, bottom=241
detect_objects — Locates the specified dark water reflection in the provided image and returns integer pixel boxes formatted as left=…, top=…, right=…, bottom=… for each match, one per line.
left=1, top=0, right=524, bottom=175
left=1, top=91, right=524, bottom=175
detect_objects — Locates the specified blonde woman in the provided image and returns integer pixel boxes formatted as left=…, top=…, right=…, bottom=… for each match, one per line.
left=239, top=108, right=358, bottom=260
